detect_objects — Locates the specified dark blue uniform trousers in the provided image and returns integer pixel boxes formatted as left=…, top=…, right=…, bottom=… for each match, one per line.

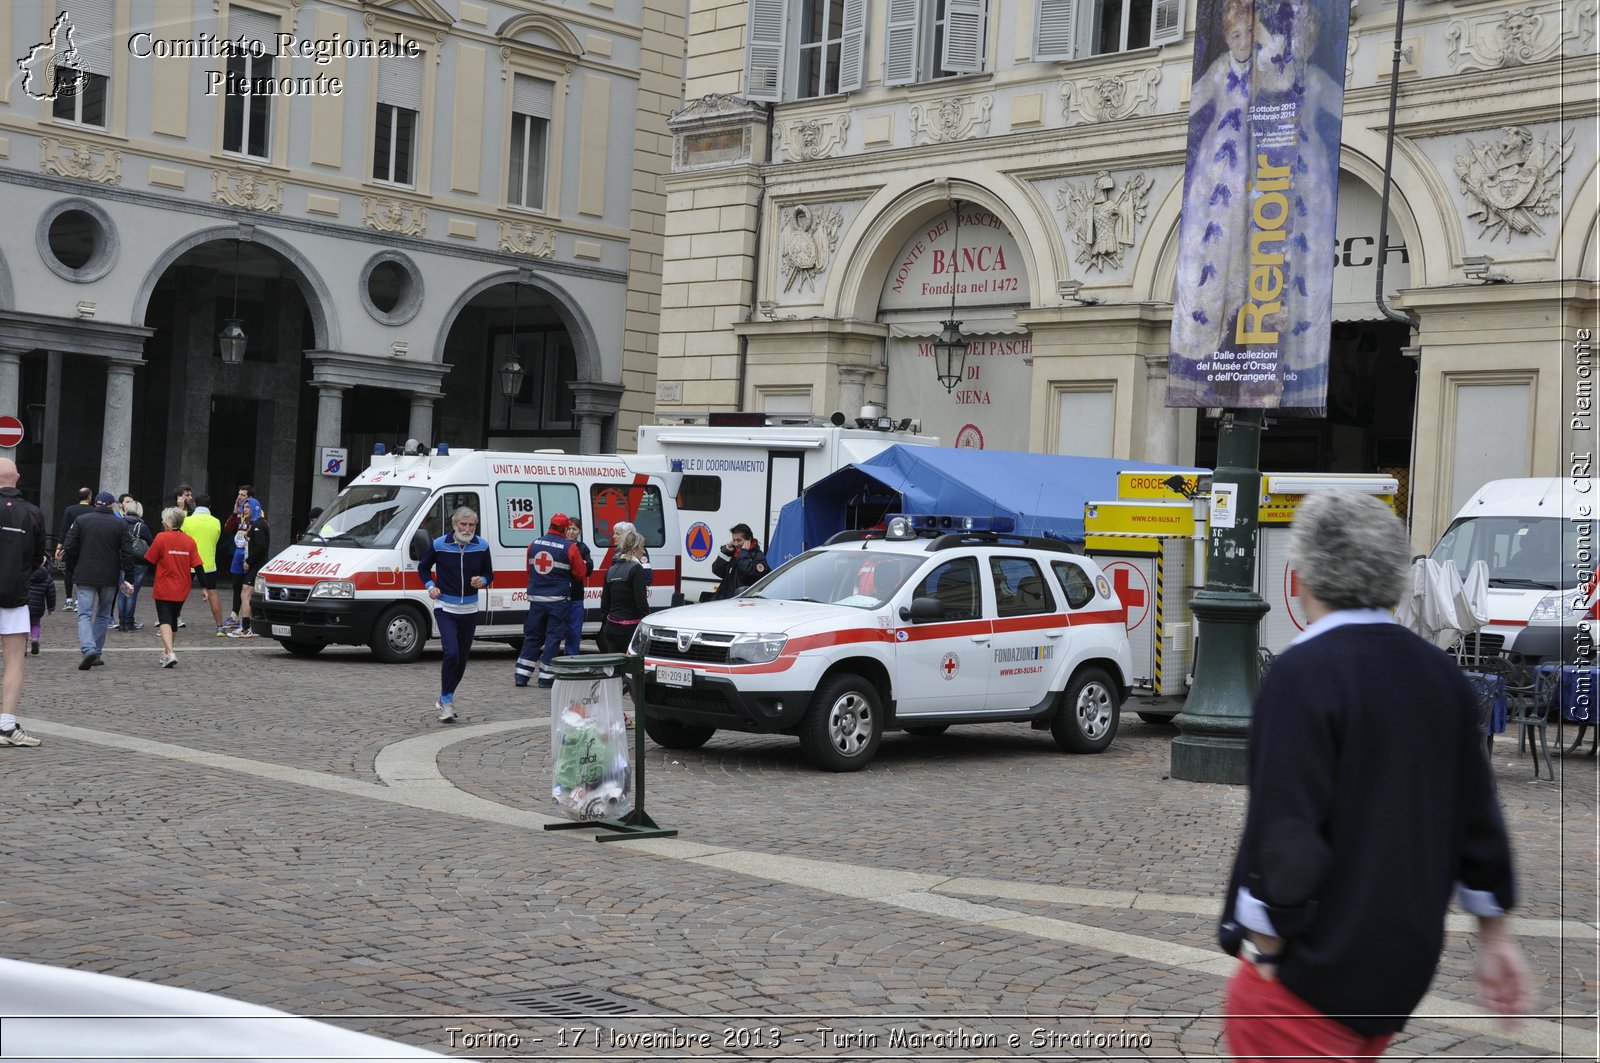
left=434, top=609, right=480, bottom=698
left=516, top=599, right=569, bottom=685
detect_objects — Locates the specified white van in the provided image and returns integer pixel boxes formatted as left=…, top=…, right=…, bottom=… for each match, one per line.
left=1428, top=477, right=1595, bottom=664
left=637, top=413, right=937, bottom=601
left=249, top=446, right=682, bottom=662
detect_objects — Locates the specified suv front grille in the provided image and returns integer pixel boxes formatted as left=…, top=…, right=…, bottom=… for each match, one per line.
left=646, top=627, right=735, bottom=664
left=265, top=585, right=311, bottom=603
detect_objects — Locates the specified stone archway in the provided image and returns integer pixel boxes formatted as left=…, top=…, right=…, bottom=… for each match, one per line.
left=436, top=270, right=613, bottom=453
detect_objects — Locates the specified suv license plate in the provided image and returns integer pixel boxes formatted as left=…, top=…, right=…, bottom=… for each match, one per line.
left=271, top=624, right=290, bottom=637
left=656, top=666, right=693, bottom=688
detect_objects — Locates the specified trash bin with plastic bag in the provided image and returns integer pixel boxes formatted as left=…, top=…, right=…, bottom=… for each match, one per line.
left=549, top=655, right=634, bottom=822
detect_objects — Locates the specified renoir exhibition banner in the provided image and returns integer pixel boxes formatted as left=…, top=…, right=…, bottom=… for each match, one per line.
left=1167, top=0, right=1351, bottom=412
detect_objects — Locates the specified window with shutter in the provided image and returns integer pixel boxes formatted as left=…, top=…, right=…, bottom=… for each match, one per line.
left=940, top=0, right=987, bottom=73
left=744, top=0, right=787, bottom=102
left=52, top=0, right=111, bottom=127
left=222, top=6, right=276, bottom=157
left=883, top=0, right=922, bottom=86
left=795, top=0, right=851, bottom=98
left=375, top=55, right=423, bottom=185
left=1150, top=0, right=1185, bottom=45
left=1034, top=0, right=1076, bottom=61
left=509, top=75, right=552, bottom=209
left=1090, top=0, right=1172, bottom=54
left=835, top=0, right=867, bottom=93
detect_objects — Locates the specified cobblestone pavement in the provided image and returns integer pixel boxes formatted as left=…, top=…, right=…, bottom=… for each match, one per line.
left=7, top=595, right=1597, bottom=1060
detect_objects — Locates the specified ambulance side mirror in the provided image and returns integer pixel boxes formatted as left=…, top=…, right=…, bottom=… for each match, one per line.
left=899, top=597, right=945, bottom=623
left=409, top=528, right=430, bottom=562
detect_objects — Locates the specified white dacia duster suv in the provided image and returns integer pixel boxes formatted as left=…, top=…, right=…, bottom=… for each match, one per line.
left=632, top=516, right=1134, bottom=771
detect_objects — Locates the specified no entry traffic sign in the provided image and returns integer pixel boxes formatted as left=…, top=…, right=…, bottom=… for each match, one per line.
left=0, top=416, right=24, bottom=449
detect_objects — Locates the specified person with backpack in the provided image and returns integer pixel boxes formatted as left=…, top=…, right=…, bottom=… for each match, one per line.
left=26, top=558, right=54, bottom=656
left=116, top=496, right=155, bottom=633
left=598, top=527, right=650, bottom=654
left=61, top=493, right=135, bottom=670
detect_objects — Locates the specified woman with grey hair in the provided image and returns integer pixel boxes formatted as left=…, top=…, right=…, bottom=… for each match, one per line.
left=417, top=506, right=495, bottom=723
left=116, top=496, right=154, bottom=632
left=598, top=527, right=650, bottom=654
left=1218, top=490, right=1528, bottom=1058
left=143, top=507, right=204, bottom=668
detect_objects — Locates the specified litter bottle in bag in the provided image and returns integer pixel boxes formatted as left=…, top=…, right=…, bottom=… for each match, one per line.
left=550, top=675, right=634, bottom=821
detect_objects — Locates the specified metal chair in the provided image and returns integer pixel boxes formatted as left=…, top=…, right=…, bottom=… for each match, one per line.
left=1504, top=663, right=1559, bottom=780
left=1462, top=659, right=1510, bottom=760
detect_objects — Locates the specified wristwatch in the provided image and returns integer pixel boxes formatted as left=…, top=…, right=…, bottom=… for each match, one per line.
left=1240, top=938, right=1281, bottom=975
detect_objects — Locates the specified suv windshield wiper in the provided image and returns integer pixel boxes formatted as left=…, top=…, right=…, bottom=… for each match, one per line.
left=1489, top=577, right=1558, bottom=589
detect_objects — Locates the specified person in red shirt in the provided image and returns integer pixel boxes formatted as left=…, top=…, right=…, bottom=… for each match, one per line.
left=143, top=507, right=205, bottom=668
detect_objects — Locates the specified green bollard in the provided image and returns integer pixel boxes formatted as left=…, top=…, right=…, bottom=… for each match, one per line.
left=543, top=653, right=677, bottom=842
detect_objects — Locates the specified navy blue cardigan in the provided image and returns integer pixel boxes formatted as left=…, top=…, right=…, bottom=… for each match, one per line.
left=1218, top=621, right=1516, bottom=1036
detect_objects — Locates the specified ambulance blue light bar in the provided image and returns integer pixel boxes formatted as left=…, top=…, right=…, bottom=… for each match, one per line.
left=885, top=513, right=1016, bottom=538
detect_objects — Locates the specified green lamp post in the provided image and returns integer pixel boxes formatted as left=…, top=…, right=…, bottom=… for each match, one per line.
left=1170, top=409, right=1269, bottom=784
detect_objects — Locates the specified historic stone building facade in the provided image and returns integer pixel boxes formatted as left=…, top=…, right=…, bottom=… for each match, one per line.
left=0, top=0, right=683, bottom=531
left=657, top=0, right=1597, bottom=550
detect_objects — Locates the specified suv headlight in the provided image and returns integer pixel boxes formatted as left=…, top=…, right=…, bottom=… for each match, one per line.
left=629, top=623, right=651, bottom=656
left=309, top=580, right=356, bottom=599
left=728, top=632, right=787, bottom=664
left=1529, top=590, right=1586, bottom=622
left=253, top=575, right=266, bottom=595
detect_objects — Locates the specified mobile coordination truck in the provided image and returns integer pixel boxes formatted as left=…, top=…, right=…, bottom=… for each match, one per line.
left=637, top=412, right=937, bottom=601
left=249, top=445, right=683, bottom=662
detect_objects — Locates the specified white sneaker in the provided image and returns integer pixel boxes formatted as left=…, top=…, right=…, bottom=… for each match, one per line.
left=162, top=653, right=177, bottom=669
left=435, top=698, right=457, bottom=723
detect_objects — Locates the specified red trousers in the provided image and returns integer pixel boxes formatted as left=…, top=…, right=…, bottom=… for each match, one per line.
left=1225, top=960, right=1395, bottom=1062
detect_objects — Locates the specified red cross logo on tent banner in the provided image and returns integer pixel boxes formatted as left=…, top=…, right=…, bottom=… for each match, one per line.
left=1106, top=562, right=1150, bottom=631
left=1283, top=563, right=1307, bottom=631
left=532, top=550, right=556, bottom=576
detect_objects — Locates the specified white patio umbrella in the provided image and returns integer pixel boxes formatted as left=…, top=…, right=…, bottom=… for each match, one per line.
left=1395, top=557, right=1472, bottom=650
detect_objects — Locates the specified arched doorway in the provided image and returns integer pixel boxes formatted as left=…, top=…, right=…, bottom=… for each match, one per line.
left=139, top=238, right=318, bottom=524
left=437, top=278, right=586, bottom=452
left=878, top=203, right=1033, bottom=449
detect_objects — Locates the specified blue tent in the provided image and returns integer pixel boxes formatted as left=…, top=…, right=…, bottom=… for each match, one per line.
left=767, top=446, right=1206, bottom=566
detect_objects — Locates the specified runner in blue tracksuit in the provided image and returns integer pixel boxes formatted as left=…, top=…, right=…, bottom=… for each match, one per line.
left=418, top=507, right=495, bottom=723
left=516, top=513, right=586, bottom=688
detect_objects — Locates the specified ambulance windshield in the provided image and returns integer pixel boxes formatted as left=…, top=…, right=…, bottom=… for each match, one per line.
left=748, top=549, right=918, bottom=609
left=1430, top=516, right=1578, bottom=590
left=305, top=486, right=431, bottom=549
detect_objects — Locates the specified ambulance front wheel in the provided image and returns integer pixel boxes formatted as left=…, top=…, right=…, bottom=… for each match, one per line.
left=641, top=715, right=715, bottom=750
left=1052, top=667, right=1120, bottom=754
left=799, top=674, right=883, bottom=772
left=370, top=604, right=427, bottom=664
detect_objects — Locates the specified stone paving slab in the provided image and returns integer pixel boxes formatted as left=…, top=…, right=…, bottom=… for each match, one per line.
left=8, top=602, right=1596, bottom=1059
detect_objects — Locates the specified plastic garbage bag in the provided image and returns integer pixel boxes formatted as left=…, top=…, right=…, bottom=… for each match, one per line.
left=550, top=676, right=633, bottom=822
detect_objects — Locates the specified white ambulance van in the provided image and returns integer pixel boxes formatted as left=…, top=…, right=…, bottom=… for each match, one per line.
left=637, top=413, right=938, bottom=601
left=249, top=446, right=682, bottom=662
left=1428, top=476, right=1595, bottom=664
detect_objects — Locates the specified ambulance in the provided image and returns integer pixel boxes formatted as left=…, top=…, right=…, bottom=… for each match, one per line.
left=249, top=445, right=683, bottom=662
left=1428, top=477, right=1595, bottom=664
left=637, top=412, right=937, bottom=601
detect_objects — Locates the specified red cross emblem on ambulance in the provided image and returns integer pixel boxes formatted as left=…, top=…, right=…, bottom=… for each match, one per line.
left=532, top=550, right=556, bottom=575
left=940, top=652, right=960, bottom=681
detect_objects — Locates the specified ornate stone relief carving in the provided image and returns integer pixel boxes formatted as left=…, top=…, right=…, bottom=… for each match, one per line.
left=777, top=203, right=843, bottom=294
left=1445, top=3, right=1583, bottom=72
left=1455, top=126, right=1572, bottom=241
left=39, top=136, right=121, bottom=184
left=773, top=115, right=851, bottom=162
left=909, top=95, right=993, bottom=144
left=1061, top=68, right=1161, bottom=124
left=1056, top=171, right=1152, bottom=272
left=362, top=195, right=427, bottom=236
left=211, top=168, right=283, bottom=212
left=498, top=220, right=557, bottom=257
